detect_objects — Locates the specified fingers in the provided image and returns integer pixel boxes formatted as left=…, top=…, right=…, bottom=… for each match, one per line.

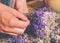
left=9, top=8, right=28, bottom=21
left=1, top=31, right=18, bottom=36
left=16, top=0, right=29, bottom=13
left=0, top=24, right=17, bottom=36
left=0, top=3, right=28, bottom=21
left=12, top=0, right=16, bottom=8
left=0, top=3, right=30, bottom=36
left=4, top=27, right=25, bottom=34
left=0, top=24, right=25, bottom=35
left=9, top=17, right=30, bottom=28
left=10, top=10, right=28, bottom=21
left=1, top=11, right=30, bottom=28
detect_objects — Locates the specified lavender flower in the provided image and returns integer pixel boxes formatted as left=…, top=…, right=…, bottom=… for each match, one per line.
left=9, top=35, right=24, bottom=43
left=30, top=8, right=45, bottom=30
left=39, top=32, right=45, bottom=39
left=29, top=7, right=51, bottom=39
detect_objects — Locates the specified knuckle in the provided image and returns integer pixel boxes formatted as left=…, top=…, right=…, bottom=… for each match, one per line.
left=20, top=29, right=25, bottom=34
left=2, top=27, right=9, bottom=32
left=22, top=20, right=30, bottom=29
left=0, top=30, right=4, bottom=33
left=27, top=20, right=30, bottom=25
left=20, top=31, right=24, bottom=34
left=26, top=20, right=30, bottom=27
left=2, top=28, right=6, bottom=32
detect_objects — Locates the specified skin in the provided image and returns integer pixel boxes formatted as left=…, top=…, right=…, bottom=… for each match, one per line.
left=0, top=0, right=30, bottom=36
left=46, top=0, right=60, bottom=13
left=12, top=0, right=29, bottom=13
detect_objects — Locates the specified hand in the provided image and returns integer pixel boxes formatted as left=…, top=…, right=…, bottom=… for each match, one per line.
left=0, top=3, right=30, bottom=36
left=12, top=0, right=29, bottom=13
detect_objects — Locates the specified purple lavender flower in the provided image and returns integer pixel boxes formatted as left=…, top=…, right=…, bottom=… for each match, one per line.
left=29, top=7, right=51, bottom=39
left=9, top=36, right=24, bottom=43
left=39, top=32, right=45, bottom=39
left=30, top=8, right=45, bottom=30
left=30, top=7, right=51, bottom=30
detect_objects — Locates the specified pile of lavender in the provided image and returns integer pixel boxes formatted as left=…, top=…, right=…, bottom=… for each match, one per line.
left=28, top=7, right=51, bottom=38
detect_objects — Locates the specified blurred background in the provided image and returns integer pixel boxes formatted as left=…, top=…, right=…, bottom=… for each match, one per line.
left=27, top=0, right=44, bottom=13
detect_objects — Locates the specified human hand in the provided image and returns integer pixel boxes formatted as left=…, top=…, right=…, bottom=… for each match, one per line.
left=0, top=3, right=30, bottom=36
left=12, top=0, right=29, bottom=14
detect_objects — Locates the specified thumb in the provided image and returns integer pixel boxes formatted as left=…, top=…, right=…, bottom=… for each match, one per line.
left=15, top=0, right=29, bottom=13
